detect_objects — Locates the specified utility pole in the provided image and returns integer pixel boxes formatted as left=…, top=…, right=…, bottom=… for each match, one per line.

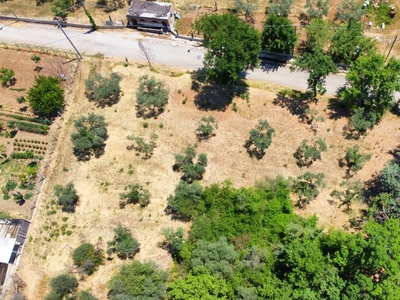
left=385, top=35, right=397, bottom=62
left=54, top=20, right=83, bottom=60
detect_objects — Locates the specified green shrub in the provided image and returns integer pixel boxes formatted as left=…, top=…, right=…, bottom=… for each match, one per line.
left=294, top=138, right=327, bottom=167
left=8, top=120, right=49, bottom=134
left=119, top=184, right=151, bottom=208
left=54, top=182, right=78, bottom=212
left=173, top=145, right=207, bottom=183
left=245, top=119, right=275, bottom=159
left=5, top=181, right=18, bottom=192
left=107, top=224, right=140, bottom=259
left=31, top=55, right=41, bottom=63
left=11, top=151, right=35, bottom=159
left=72, top=243, right=103, bottom=275
left=196, top=116, right=217, bottom=140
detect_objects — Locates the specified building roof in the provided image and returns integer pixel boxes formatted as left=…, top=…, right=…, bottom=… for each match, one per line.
left=0, top=238, right=16, bottom=264
left=0, top=219, right=29, bottom=265
left=127, top=0, right=172, bottom=19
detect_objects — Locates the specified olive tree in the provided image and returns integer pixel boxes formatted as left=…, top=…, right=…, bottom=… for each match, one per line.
left=136, top=75, right=169, bottom=118
left=54, top=182, right=78, bottom=212
left=70, top=113, right=108, bottom=161
left=107, top=224, right=140, bottom=259
left=245, top=119, right=275, bottom=159
left=294, top=138, right=327, bottom=167
left=173, top=145, right=208, bottom=183
left=196, top=116, right=217, bottom=141
left=85, top=72, right=121, bottom=107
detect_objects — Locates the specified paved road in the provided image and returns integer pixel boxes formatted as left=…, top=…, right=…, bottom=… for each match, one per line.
left=0, top=21, right=347, bottom=94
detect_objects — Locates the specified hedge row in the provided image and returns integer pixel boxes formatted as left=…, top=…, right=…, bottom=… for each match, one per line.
left=8, top=120, right=49, bottom=135
left=0, top=111, right=51, bottom=125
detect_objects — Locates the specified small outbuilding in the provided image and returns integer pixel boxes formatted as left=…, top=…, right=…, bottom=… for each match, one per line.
left=127, top=0, right=175, bottom=33
left=0, top=219, right=29, bottom=296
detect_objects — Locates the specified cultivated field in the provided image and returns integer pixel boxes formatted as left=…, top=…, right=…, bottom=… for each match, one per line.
left=0, top=46, right=399, bottom=298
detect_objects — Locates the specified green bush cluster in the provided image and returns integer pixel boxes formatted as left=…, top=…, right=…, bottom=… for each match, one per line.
left=73, top=243, right=104, bottom=275
left=294, top=138, right=327, bottom=167
left=8, top=120, right=49, bottom=134
left=10, top=150, right=36, bottom=159
left=119, top=184, right=151, bottom=208
left=173, top=145, right=207, bottom=183
left=0, top=112, right=51, bottom=125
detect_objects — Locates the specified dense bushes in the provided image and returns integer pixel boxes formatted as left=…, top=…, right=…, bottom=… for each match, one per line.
left=72, top=243, right=103, bottom=275
left=108, top=260, right=168, bottom=300
left=164, top=177, right=400, bottom=299
left=10, top=151, right=36, bottom=159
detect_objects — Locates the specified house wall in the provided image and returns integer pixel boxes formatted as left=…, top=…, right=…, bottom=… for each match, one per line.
left=127, top=3, right=175, bottom=32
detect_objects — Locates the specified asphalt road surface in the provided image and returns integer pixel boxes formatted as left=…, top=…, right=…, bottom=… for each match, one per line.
left=0, top=21, right=347, bottom=95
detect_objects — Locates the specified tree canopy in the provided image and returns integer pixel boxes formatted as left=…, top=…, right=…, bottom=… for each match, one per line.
left=329, top=21, right=376, bottom=64
left=194, top=13, right=261, bottom=85
left=70, top=113, right=108, bottom=160
left=136, top=75, right=169, bottom=118
left=45, top=274, right=78, bottom=300
left=267, top=0, right=295, bottom=17
left=262, top=14, right=297, bottom=54
left=339, top=53, right=400, bottom=132
left=162, top=176, right=400, bottom=299
left=108, top=260, right=168, bottom=300
left=107, top=224, right=140, bottom=259
left=27, top=75, right=64, bottom=115
left=84, top=72, right=121, bottom=107
left=54, top=182, right=78, bottom=212
left=290, top=46, right=337, bottom=96
left=245, top=119, right=275, bottom=159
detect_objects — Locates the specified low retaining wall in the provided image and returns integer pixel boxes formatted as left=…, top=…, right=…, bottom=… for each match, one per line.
left=0, top=15, right=125, bottom=30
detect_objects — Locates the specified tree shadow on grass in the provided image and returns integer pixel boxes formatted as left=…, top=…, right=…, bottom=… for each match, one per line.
left=191, top=70, right=249, bottom=111
left=326, top=97, right=351, bottom=120
left=272, top=89, right=315, bottom=123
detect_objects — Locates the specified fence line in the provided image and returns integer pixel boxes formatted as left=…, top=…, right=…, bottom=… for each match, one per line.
left=0, top=40, right=79, bottom=59
left=0, top=15, right=125, bottom=29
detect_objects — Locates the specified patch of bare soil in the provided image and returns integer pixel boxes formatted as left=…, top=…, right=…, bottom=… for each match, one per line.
left=9, top=50, right=399, bottom=299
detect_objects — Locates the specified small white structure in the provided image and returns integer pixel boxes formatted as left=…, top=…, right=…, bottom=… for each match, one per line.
left=0, top=219, right=29, bottom=297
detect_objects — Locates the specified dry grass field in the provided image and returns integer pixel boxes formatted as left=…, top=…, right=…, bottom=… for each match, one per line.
left=0, top=46, right=396, bottom=298
left=1, top=0, right=400, bottom=298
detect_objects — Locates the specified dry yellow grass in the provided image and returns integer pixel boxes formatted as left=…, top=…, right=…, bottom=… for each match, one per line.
left=6, top=52, right=397, bottom=299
